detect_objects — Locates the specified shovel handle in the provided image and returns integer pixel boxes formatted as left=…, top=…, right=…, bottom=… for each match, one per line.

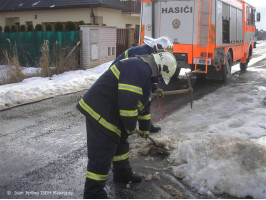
left=164, top=88, right=193, bottom=95
left=135, top=129, right=159, bottom=146
left=151, top=88, right=193, bottom=98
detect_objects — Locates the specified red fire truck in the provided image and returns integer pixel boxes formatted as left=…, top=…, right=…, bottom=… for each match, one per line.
left=140, top=0, right=260, bottom=82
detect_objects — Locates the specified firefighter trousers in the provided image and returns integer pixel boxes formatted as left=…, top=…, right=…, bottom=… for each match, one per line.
left=83, top=117, right=131, bottom=199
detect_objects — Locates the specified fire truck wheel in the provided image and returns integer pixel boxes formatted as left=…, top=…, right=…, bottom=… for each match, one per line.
left=240, top=62, right=248, bottom=71
left=173, top=66, right=181, bottom=79
left=222, top=52, right=232, bottom=83
left=240, top=47, right=251, bottom=71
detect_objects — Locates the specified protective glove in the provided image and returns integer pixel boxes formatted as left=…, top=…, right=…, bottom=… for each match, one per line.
left=126, top=128, right=136, bottom=135
left=137, top=130, right=150, bottom=139
left=154, top=88, right=164, bottom=97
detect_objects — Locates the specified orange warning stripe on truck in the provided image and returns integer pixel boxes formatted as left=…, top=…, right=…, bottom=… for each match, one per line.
left=139, top=25, right=145, bottom=46
left=210, top=24, right=216, bottom=46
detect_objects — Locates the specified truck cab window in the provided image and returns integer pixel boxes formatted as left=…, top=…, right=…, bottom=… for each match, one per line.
left=247, top=6, right=255, bottom=26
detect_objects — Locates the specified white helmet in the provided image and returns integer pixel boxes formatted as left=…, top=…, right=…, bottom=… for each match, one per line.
left=144, top=36, right=173, bottom=53
left=153, top=52, right=177, bottom=85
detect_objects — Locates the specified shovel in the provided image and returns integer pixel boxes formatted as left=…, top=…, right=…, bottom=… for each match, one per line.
left=136, top=129, right=170, bottom=156
left=152, top=73, right=194, bottom=108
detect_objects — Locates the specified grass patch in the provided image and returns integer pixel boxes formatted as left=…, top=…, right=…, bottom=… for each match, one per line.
left=0, top=40, right=80, bottom=85
left=40, top=40, right=80, bottom=76
left=0, top=47, right=25, bottom=85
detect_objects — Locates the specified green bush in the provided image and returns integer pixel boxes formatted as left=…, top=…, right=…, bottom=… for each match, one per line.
left=0, top=26, right=2, bottom=32
left=11, top=25, right=17, bottom=32
left=55, top=22, right=64, bottom=32
left=4, top=26, right=11, bottom=33
left=27, top=24, right=34, bottom=32
left=20, top=25, right=26, bottom=32
left=77, top=20, right=85, bottom=30
left=45, top=24, right=52, bottom=31
left=78, top=20, right=85, bottom=25
left=65, top=21, right=76, bottom=31
left=35, top=24, right=43, bottom=31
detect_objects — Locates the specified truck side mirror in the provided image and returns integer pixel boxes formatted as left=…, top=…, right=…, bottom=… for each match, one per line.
left=257, top=13, right=261, bottom=22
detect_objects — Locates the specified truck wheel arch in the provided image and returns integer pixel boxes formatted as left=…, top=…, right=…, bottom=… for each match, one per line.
left=240, top=45, right=252, bottom=71
left=226, top=48, right=233, bottom=66
left=222, top=51, right=232, bottom=83
left=248, top=44, right=253, bottom=61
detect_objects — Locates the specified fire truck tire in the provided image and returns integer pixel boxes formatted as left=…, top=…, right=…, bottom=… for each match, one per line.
left=240, top=62, right=248, bottom=71
left=173, top=66, right=181, bottom=78
left=240, top=46, right=252, bottom=71
left=222, top=52, right=232, bottom=83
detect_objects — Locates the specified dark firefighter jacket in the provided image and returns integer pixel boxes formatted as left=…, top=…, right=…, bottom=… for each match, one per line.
left=110, top=44, right=154, bottom=66
left=76, top=57, right=154, bottom=143
left=111, top=44, right=159, bottom=92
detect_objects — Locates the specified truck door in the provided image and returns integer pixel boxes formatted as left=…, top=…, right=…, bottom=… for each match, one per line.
left=140, top=1, right=153, bottom=42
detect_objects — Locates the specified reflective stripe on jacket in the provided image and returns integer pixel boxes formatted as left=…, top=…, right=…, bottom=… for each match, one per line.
left=76, top=57, right=152, bottom=142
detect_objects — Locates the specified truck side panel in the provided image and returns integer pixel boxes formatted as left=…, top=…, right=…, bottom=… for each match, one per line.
left=140, top=2, right=153, bottom=40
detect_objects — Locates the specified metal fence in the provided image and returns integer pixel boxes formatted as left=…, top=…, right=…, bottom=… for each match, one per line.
left=0, top=31, right=80, bottom=66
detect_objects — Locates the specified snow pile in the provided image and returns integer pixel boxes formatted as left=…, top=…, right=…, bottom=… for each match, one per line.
left=0, top=62, right=110, bottom=110
left=169, top=139, right=266, bottom=198
left=158, top=64, right=266, bottom=198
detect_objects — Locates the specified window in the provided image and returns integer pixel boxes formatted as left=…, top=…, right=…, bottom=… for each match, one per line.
left=247, top=6, right=255, bottom=26
left=222, top=3, right=230, bottom=43
left=26, top=21, right=33, bottom=26
left=6, top=17, right=20, bottom=27
left=126, top=24, right=132, bottom=28
left=108, top=47, right=111, bottom=56
left=112, top=47, right=115, bottom=55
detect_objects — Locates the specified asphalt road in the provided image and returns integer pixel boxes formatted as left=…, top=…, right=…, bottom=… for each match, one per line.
left=0, top=70, right=231, bottom=199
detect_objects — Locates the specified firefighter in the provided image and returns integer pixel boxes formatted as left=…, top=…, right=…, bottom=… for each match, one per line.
left=77, top=52, right=177, bottom=199
left=111, top=36, right=173, bottom=66
left=111, top=36, right=174, bottom=133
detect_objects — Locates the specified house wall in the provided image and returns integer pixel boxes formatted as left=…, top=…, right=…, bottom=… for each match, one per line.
left=80, top=25, right=117, bottom=68
left=0, top=7, right=140, bottom=29
left=98, top=7, right=139, bottom=28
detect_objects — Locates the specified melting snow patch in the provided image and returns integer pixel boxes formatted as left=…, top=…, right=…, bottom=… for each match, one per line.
left=32, top=1, right=40, bottom=6
left=168, top=138, right=266, bottom=198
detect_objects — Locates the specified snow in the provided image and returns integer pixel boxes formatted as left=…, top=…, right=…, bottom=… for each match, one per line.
left=158, top=42, right=266, bottom=198
left=0, top=62, right=110, bottom=110
left=1, top=42, right=266, bottom=198
left=165, top=77, right=266, bottom=198
left=32, top=1, right=40, bottom=6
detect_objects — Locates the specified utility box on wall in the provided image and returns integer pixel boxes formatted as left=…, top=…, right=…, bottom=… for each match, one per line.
left=80, top=25, right=116, bottom=68
left=91, top=44, right=99, bottom=60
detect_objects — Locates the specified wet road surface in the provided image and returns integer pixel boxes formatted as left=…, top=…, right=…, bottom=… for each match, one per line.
left=0, top=70, right=242, bottom=199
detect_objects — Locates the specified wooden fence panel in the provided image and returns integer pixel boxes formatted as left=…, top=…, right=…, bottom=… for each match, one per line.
left=116, top=28, right=129, bottom=57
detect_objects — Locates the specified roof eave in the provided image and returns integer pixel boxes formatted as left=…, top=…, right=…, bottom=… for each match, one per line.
left=0, top=3, right=126, bottom=13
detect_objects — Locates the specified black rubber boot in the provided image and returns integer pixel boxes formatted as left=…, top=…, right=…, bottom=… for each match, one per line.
left=150, top=123, right=161, bottom=133
left=83, top=178, right=108, bottom=199
left=113, top=169, right=142, bottom=183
